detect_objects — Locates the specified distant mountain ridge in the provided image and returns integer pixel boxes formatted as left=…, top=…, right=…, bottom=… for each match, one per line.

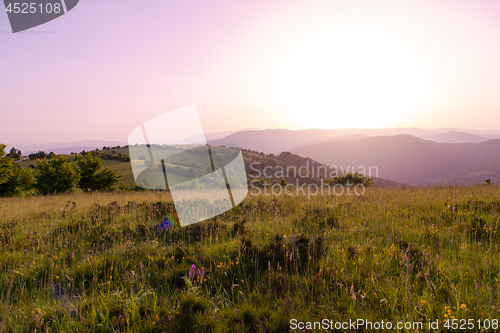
left=289, top=134, right=369, bottom=150
left=15, top=140, right=127, bottom=155
left=215, top=128, right=500, bottom=154
left=10, top=127, right=500, bottom=185
left=291, top=135, right=500, bottom=185
left=419, top=130, right=487, bottom=143
left=11, top=128, right=500, bottom=155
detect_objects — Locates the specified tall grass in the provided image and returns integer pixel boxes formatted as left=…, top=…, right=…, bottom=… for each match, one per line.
left=0, top=185, right=499, bottom=332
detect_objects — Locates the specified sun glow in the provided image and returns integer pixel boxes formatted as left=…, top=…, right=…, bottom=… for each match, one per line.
left=270, top=27, right=429, bottom=129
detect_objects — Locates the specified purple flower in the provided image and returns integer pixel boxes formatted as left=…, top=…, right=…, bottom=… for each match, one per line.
left=158, top=216, right=176, bottom=232
left=196, top=268, right=205, bottom=283
left=158, top=218, right=172, bottom=231
left=189, top=264, right=196, bottom=280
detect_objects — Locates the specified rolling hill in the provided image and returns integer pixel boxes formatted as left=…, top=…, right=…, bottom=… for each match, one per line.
left=13, top=128, right=500, bottom=187
left=291, top=135, right=500, bottom=185
left=17, top=147, right=401, bottom=189
left=420, top=130, right=488, bottom=143
left=289, top=134, right=369, bottom=150
left=215, top=128, right=500, bottom=154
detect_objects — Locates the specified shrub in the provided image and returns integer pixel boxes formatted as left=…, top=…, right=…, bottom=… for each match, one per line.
left=35, top=155, right=79, bottom=194
left=325, top=171, right=373, bottom=187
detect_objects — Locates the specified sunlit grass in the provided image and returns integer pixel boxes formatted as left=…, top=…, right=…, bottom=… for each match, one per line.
left=1, top=185, right=499, bottom=331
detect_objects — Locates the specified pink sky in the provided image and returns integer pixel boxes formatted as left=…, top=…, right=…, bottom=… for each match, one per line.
left=1, top=0, right=500, bottom=145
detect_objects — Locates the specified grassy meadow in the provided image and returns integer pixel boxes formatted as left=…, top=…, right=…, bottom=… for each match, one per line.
left=1, top=185, right=500, bottom=332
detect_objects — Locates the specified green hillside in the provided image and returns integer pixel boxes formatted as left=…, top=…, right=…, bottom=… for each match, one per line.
left=18, top=147, right=401, bottom=189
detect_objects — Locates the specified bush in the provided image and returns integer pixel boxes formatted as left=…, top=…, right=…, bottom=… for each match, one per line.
left=325, top=171, right=373, bottom=187
left=0, top=143, right=14, bottom=185
left=76, top=153, right=121, bottom=192
left=0, top=164, right=36, bottom=196
left=35, top=155, right=79, bottom=194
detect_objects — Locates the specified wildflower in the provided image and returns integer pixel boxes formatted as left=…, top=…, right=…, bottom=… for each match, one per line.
left=460, top=304, right=467, bottom=310
left=158, top=215, right=176, bottom=231
left=189, top=264, right=196, bottom=280
left=197, top=267, right=205, bottom=283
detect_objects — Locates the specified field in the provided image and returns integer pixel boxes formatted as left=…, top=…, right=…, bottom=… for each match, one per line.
left=1, top=185, right=500, bottom=332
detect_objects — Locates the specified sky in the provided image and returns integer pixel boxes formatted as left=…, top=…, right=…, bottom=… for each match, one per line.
left=1, top=0, right=500, bottom=145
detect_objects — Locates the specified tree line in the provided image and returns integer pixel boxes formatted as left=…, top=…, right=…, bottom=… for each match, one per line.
left=29, top=150, right=56, bottom=160
left=78, top=148, right=130, bottom=162
left=0, top=144, right=120, bottom=196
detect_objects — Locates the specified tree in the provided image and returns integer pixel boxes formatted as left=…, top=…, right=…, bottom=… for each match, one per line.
left=280, top=178, right=287, bottom=187
left=29, top=151, right=46, bottom=160
left=0, top=163, right=18, bottom=196
left=76, top=153, right=121, bottom=192
left=8, top=147, right=21, bottom=160
left=0, top=144, right=14, bottom=185
left=324, top=172, right=374, bottom=187
left=0, top=164, right=36, bottom=196
left=35, top=155, right=79, bottom=194
left=17, top=167, right=36, bottom=194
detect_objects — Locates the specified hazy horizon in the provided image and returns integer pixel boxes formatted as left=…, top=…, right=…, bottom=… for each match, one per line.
left=8, top=126, right=500, bottom=154
left=2, top=0, right=500, bottom=146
